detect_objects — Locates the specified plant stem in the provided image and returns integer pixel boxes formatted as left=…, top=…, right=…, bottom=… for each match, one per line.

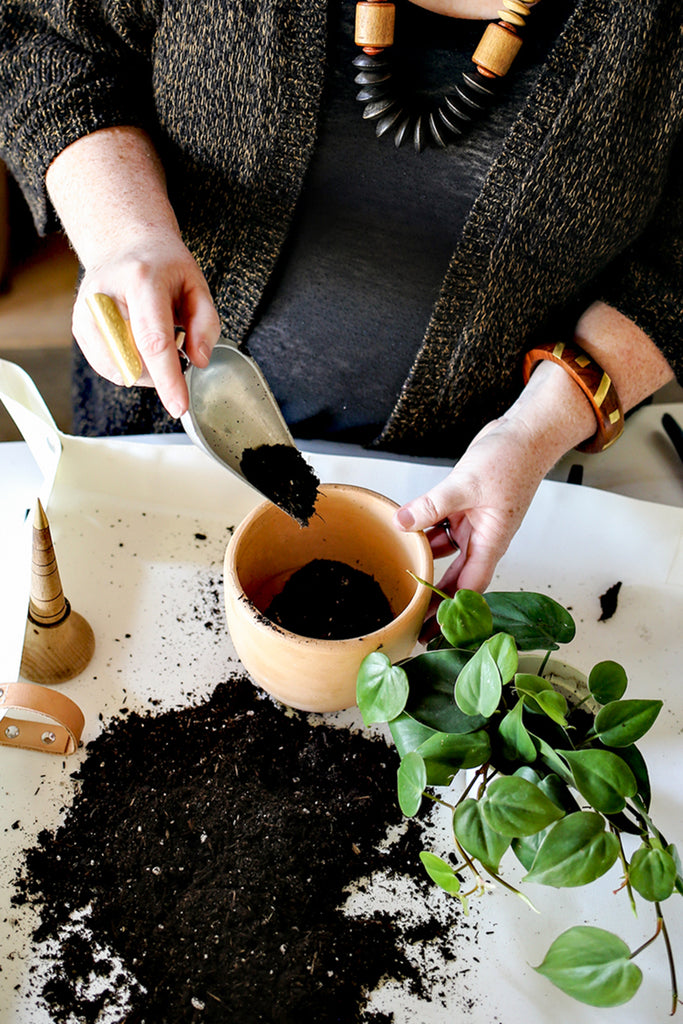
left=612, top=826, right=637, bottom=915
left=630, top=917, right=662, bottom=959
left=629, top=907, right=679, bottom=1016
left=480, top=865, right=539, bottom=913
left=422, top=792, right=454, bottom=811
left=452, top=836, right=486, bottom=892
left=453, top=765, right=490, bottom=810
left=656, top=904, right=679, bottom=1017
left=538, top=651, right=551, bottom=676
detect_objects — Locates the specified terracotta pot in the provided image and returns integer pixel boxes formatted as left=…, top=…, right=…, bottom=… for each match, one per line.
left=224, top=484, right=434, bottom=712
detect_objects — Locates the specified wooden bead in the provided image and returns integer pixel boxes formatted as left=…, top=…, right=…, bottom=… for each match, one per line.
left=355, top=2, right=396, bottom=50
left=501, top=0, right=532, bottom=18
left=472, top=22, right=523, bottom=78
left=498, top=8, right=525, bottom=27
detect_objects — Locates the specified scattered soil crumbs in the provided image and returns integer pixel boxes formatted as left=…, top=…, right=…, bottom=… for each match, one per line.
left=13, top=676, right=464, bottom=1024
left=265, top=559, right=394, bottom=640
left=599, top=581, right=622, bottom=621
left=239, top=444, right=320, bottom=526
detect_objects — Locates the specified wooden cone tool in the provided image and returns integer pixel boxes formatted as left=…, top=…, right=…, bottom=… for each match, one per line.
left=20, top=499, right=95, bottom=685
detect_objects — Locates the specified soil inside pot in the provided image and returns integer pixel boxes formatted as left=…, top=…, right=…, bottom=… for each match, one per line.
left=239, top=444, right=320, bottom=526
left=264, top=558, right=394, bottom=640
left=11, top=676, right=464, bottom=1024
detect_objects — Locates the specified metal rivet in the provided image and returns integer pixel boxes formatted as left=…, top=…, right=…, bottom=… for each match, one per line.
left=41, top=731, right=57, bottom=745
left=5, top=725, right=20, bottom=739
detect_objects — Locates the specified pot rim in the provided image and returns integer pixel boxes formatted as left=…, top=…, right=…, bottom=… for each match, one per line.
left=225, top=483, right=433, bottom=648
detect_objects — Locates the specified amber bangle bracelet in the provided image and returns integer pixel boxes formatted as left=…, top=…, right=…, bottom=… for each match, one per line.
left=522, top=341, right=624, bottom=453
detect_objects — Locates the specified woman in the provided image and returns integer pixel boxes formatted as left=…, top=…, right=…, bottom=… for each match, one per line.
left=0, top=0, right=680, bottom=594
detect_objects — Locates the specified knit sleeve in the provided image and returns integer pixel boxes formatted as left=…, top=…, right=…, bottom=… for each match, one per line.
left=597, top=132, right=683, bottom=381
left=0, top=2, right=158, bottom=234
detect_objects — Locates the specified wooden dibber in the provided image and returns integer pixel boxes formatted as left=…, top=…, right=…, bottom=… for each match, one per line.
left=19, top=499, right=95, bottom=685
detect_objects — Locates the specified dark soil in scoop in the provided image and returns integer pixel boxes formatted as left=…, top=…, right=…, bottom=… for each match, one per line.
left=239, top=444, right=320, bottom=526
left=12, top=676, right=453, bottom=1024
left=264, top=559, right=394, bottom=640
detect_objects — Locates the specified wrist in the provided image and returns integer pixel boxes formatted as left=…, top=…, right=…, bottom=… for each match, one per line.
left=503, top=359, right=598, bottom=471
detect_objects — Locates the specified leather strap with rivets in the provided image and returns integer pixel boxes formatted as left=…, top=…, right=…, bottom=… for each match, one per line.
left=0, top=682, right=85, bottom=755
left=523, top=340, right=625, bottom=453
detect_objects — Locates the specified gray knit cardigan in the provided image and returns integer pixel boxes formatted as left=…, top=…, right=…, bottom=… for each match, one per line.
left=0, top=0, right=681, bottom=452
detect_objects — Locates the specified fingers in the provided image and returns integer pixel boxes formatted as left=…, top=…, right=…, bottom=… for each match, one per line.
left=177, top=283, right=222, bottom=370
left=72, top=246, right=221, bottom=420
left=125, top=286, right=190, bottom=417
left=395, top=472, right=478, bottom=536
left=393, top=439, right=527, bottom=609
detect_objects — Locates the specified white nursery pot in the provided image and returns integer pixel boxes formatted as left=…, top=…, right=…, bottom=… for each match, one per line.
left=517, top=655, right=600, bottom=715
left=224, top=484, right=434, bottom=713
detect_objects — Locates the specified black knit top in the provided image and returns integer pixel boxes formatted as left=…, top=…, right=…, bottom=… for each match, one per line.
left=0, top=0, right=681, bottom=448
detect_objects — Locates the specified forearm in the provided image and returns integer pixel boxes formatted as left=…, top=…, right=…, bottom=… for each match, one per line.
left=508, top=301, right=675, bottom=474
left=395, top=301, right=676, bottom=595
left=45, top=126, right=182, bottom=268
left=45, top=125, right=219, bottom=417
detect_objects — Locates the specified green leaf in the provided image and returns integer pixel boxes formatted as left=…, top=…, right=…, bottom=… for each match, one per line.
left=523, top=812, right=619, bottom=887
left=357, top=651, right=409, bottom=725
left=484, top=591, right=575, bottom=650
left=481, top=776, right=565, bottom=837
left=417, top=730, right=491, bottom=785
left=498, top=700, right=537, bottom=763
left=402, top=649, right=486, bottom=734
left=419, top=852, right=468, bottom=910
left=453, top=798, right=511, bottom=873
left=533, top=737, right=575, bottom=785
left=486, top=632, right=518, bottom=684
left=515, top=673, right=568, bottom=727
left=667, top=844, right=683, bottom=896
left=629, top=845, right=677, bottom=902
left=588, top=660, right=628, bottom=704
left=605, top=743, right=651, bottom=811
left=437, top=589, right=493, bottom=648
left=511, top=771, right=581, bottom=870
left=595, top=699, right=663, bottom=747
left=455, top=643, right=502, bottom=718
left=534, top=927, right=642, bottom=1007
left=397, top=751, right=427, bottom=817
left=561, top=748, right=637, bottom=814
left=388, top=713, right=437, bottom=759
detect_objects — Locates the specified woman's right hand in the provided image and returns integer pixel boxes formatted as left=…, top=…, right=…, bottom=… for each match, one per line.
left=73, top=233, right=221, bottom=419
left=45, top=126, right=221, bottom=419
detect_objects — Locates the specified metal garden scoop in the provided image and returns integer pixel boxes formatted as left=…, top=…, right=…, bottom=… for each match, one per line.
left=87, top=293, right=320, bottom=525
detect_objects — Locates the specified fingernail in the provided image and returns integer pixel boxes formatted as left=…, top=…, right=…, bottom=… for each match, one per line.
left=396, top=508, right=415, bottom=530
left=196, top=343, right=211, bottom=365
left=168, top=401, right=184, bottom=420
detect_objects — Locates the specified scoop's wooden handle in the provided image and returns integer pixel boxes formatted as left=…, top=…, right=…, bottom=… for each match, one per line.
left=86, top=292, right=143, bottom=387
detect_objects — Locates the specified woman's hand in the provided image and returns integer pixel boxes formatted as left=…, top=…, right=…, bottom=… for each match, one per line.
left=395, top=303, right=674, bottom=612
left=395, top=416, right=547, bottom=596
left=393, top=357, right=599, bottom=613
left=73, top=234, right=220, bottom=419
left=46, top=125, right=221, bottom=419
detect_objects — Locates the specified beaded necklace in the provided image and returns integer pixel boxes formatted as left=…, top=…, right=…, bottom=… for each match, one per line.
left=353, top=0, right=540, bottom=151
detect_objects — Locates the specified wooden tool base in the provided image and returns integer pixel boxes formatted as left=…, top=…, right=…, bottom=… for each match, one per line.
left=20, top=607, right=96, bottom=685
left=19, top=499, right=96, bottom=685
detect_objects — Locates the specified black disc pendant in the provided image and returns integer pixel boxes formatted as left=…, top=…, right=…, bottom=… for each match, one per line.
left=352, top=48, right=506, bottom=153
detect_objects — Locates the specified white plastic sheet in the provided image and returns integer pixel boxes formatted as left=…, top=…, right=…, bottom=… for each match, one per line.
left=1, top=359, right=681, bottom=1023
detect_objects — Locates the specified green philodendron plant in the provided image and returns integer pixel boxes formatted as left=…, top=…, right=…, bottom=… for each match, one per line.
left=356, top=586, right=681, bottom=1013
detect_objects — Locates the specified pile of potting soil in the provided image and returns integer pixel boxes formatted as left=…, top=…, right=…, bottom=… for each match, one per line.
left=12, top=675, right=476, bottom=1024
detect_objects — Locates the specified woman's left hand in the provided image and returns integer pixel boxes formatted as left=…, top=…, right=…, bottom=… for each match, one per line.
left=393, top=356, right=602, bottom=607
left=394, top=303, right=675, bottom=608
left=394, top=414, right=549, bottom=597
